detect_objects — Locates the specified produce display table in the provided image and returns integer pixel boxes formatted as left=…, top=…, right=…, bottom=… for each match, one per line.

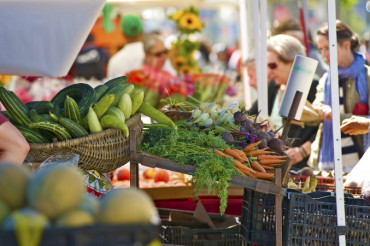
left=128, top=128, right=288, bottom=246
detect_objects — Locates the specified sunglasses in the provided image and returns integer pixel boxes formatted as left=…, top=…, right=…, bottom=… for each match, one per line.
left=268, top=62, right=278, bottom=69
left=150, top=49, right=168, bottom=57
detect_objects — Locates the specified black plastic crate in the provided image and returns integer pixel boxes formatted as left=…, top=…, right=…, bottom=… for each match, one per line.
left=160, top=224, right=246, bottom=246
left=0, top=224, right=159, bottom=246
left=241, top=188, right=370, bottom=246
left=286, top=193, right=370, bottom=246
left=240, top=188, right=290, bottom=246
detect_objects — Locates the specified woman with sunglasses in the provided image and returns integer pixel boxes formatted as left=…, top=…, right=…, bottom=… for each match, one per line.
left=266, top=34, right=319, bottom=170
left=308, top=20, right=370, bottom=173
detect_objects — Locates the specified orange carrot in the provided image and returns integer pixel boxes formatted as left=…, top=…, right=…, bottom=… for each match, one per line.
left=235, top=167, right=246, bottom=176
left=225, top=148, right=243, bottom=161
left=234, top=160, right=256, bottom=174
left=233, top=149, right=247, bottom=159
left=260, top=163, right=282, bottom=167
left=213, top=149, right=226, bottom=157
left=257, top=155, right=288, bottom=160
left=243, top=140, right=262, bottom=153
left=258, top=159, right=287, bottom=165
left=261, top=165, right=274, bottom=170
left=251, top=161, right=266, bottom=173
left=254, top=172, right=275, bottom=180
left=246, top=149, right=276, bottom=157
left=240, top=168, right=254, bottom=177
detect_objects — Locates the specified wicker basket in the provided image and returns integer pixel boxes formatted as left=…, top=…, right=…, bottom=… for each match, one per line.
left=26, top=113, right=143, bottom=173
left=163, top=110, right=192, bottom=122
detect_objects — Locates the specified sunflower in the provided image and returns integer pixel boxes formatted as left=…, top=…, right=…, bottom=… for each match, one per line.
left=171, top=10, right=184, bottom=21
left=174, top=56, right=187, bottom=68
left=179, top=13, right=203, bottom=31
left=180, top=65, right=192, bottom=75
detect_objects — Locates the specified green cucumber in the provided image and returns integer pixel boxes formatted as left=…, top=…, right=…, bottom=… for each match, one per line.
left=93, top=93, right=115, bottom=119
left=0, top=87, right=31, bottom=126
left=100, top=114, right=129, bottom=137
left=94, top=84, right=109, bottom=100
left=29, top=121, right=72, bottom=141
left=64, top=96, right=82, bottom=125
left=138, top=102, right=177, bottom=129
left=58, top=117, right=89, bottom=138
left=51, top=83, right=97, bottom=118
left=17, top=126, right=49, bottom=143
left=104, top=76, right=127, bottom=88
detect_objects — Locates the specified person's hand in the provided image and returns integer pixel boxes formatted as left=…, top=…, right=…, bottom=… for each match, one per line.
left=313, top=104, right=332, bottom=120
left=286, top=147, right=303, bottom=165
left=340, top=115, right=370, bottom=135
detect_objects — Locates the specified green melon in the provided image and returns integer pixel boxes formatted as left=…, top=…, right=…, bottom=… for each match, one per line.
left=98, top=188, right=159, bottom=225
left=27, top=164, right=85, bottom=220
left=55, top=209, right=95, bottom=228
left=78, top=193, right=100, bottom=216
left=0, top=163, right=32, bottom=209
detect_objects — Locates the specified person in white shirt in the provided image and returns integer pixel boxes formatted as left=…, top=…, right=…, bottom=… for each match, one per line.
left=107, top=14, right=145, bottom=79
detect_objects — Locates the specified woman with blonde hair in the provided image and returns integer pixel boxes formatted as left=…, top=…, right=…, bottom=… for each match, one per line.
left=266, top=34, right=319, bottom=170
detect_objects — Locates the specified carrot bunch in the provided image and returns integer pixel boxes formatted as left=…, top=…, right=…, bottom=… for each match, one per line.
left=213, top=141, right=289, bottom=181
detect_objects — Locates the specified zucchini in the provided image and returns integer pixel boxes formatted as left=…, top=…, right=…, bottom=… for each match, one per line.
left=8, top=90, right=29, bottom=115
left=118, top=93, right=132, bottom=120
left=17, top=126, right=49, bottom=143
left=93, top=93, right=115, bottom=119
left=29, top=109, right=44, bottom=123
left=94, top=84, right=109, bottom=101
left=105, top=107, right=125, bottom=123
left=58, top=117, right=89, bottom=138
left=51, top=83, right=97, bottom=118
left=29, top=121, right=72, bottom=141
left=64, top=96, right=82, bottom=125
left=26, top=101, right=53, bottom=114
left=101, top=84, right=127, bottom=107
left=138, top=102, right=177, bottom=129
left=130, top=90, right=144, bottom=116
left=104, top=76, right=127, bottom=88
left=100, top=114, right=129, bottom=137
left=87, top=107, right=102, bottom=133
left=0, top=87, right=31, bottom=126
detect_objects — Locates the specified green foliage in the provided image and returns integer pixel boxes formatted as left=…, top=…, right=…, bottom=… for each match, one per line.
left=140, top=124, right=236, bottom=214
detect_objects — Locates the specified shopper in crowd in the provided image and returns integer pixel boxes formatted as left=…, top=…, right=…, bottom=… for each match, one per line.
left=0, top=112, right=30, bottom=164
left=107, top=14, right=145, bottom=79
left=266, top=34, right=319, bottom=170
left=273, top=19, right=328, bottom=78
left=308, top=20, right=370, bottom=172
left=245, top=57, right=280, bottom=116
left=74, top=34, right=110, bottom=81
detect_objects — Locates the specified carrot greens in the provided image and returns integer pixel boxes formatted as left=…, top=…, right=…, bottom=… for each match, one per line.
left=140, top=125, right=236, bottom=214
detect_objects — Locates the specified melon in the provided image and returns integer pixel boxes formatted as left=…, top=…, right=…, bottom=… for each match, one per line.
left=27, top=164, right=85, bottom=220
left=2, top=208, right=50, bottom=246
left=0, top=199, right=10, bottom=225
left=78, top=193, right=100, bottom=216
left=55, top=210, right=95, bottom=228
left=0, top=163, right=32, bottom=209
left=99, top=188, right=159, bottom=225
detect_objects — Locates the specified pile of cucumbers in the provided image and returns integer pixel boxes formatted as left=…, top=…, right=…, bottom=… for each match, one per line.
left=0, top=76, right=176, bottom=144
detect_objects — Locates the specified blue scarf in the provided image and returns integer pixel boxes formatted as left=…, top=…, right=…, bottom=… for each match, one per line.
left=319, top=52, right=367, bottom=169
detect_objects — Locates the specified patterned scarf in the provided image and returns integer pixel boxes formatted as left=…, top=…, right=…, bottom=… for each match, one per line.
left=319, top=52, right=367, bottom=170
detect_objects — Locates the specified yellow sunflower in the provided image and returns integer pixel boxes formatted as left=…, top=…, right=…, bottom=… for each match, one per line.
left=0, top=75, right=11, bottom=85
left=179, top=13, right=203, bottom=31
left=180, top=65, right=191, bottom=75
left=171, top=10, right=184, bottom=21
left=174, top=56, right=187, bottom=68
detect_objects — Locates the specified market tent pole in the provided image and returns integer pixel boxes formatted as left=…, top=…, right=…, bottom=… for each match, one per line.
left=239, top=0, right=252, bottom=109
left=252, top=0, right=268, bottom=116
left=327, top=0, right=346, bottom=244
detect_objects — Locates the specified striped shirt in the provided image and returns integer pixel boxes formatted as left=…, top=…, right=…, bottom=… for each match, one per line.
left=339, top=79, right=360, bottom=172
